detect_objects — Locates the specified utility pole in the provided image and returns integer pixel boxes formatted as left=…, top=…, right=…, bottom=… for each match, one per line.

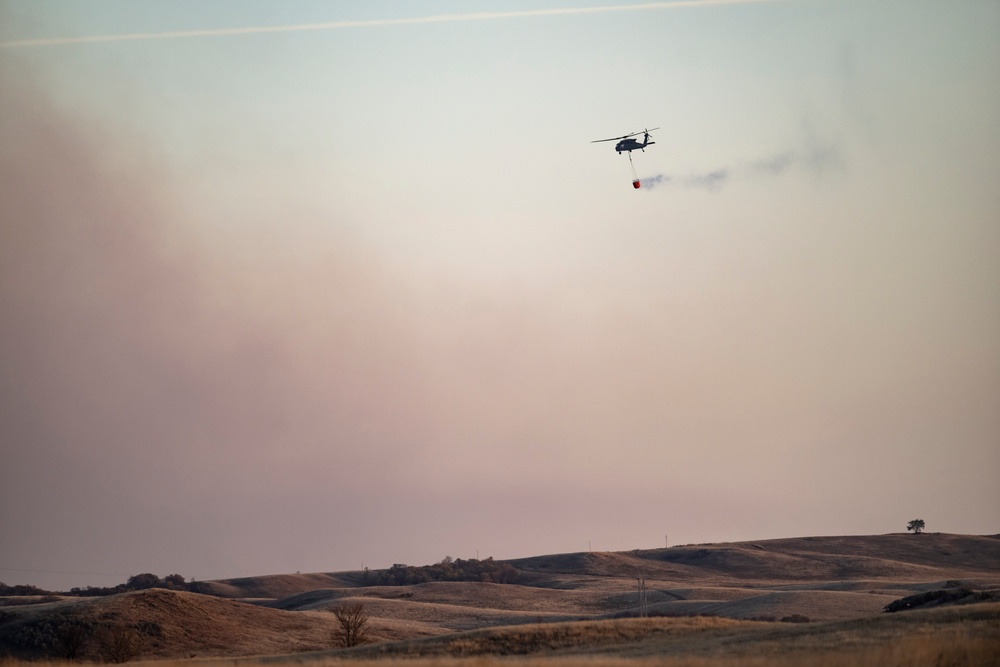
left=636, top=568, right=648, bottom=618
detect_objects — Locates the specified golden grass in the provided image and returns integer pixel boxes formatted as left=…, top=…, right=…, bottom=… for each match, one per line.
left=4, top=535, right=998, bottom=664
left=4, top=633, right=999, bottom=666
left=389, top=616, right=746, bottom=656
left=3, top=604, right=996, bottom=666
left=282, top=603, right=1000, bottom=662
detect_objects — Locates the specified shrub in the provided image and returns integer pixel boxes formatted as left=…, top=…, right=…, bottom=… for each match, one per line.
left=780, top=614, right=811, bottom=623
left=0, top=582, right=53, bottom=596
left=55, top=621, right=91, bottom=660
left=368, top=557, right=519, bottom=586
left=125, top=573, right=160, bottom=590
left=882, top=586, right=1000, bottom=612
left=96, top=623, right=144, bottom=663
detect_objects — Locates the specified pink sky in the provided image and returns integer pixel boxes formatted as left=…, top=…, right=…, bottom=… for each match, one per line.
left=2, top=1, right=998, bottom=591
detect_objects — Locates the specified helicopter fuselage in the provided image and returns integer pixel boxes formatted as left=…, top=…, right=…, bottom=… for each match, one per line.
left=615, top=138, right=655, bottom=153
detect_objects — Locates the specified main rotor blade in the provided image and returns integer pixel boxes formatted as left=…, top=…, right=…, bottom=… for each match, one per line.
left=591, top=130, right=637, bottom=143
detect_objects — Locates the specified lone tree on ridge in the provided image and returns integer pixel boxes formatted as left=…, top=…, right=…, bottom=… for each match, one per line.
left=907, top=519, right=925, bottom=534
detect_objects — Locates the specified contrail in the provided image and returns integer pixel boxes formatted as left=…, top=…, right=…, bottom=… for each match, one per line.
left=1, top=0, right=785, bottom=49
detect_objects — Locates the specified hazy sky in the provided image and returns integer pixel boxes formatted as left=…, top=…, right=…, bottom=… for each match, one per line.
left=2, top=0, right=998, bottom=591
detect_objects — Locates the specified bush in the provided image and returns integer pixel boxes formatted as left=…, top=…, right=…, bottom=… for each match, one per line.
left=368, top=557, right=519, bottom=586
left=96, top=623, right=144, bottom=663
left=56, top=621, right=91, bottom=660
left=882, top=586, right=999, bottom=613
left=69, top=573, right=189, bottom=597
left=780, top=614, right=811, bottom=623
left=0, top=582, right=54, bottom=596
left=0, top=613, right=96, bottom=658
left=124, top=574, right=160, bottom=591
left=3, top=616, right=64, bottom=652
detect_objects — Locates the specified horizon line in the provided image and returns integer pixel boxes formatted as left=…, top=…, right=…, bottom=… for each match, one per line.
left=1, top=0, right=785, bottom=49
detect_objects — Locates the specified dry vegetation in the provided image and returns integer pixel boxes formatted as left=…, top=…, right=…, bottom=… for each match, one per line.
left=0, top=533, right=997, bottom=664
left=0, top=589, right=342, bottom=660
left=295, top=603, right=1000, bottom=664
left=3, top=629, right=1000, bottom=667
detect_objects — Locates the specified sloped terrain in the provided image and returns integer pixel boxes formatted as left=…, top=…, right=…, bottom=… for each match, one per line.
left=306, top=602, right=1000, bottom=662
left=0, top=588, right=340, bottom=659
left=188, top=573, right=359, bottom=600
left=271, top=581, right=603, bottom=615
left=658, top=534, right=999, bottom=579
left=1, top=533, right=997, bottom=661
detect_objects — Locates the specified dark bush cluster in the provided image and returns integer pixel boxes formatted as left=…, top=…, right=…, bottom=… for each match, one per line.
left=1, top=615, right=72, bottom=652
left=66, top=586, right=122, bottom=597
left=780, top=614, right=811, bottom=623
left=368, top=557, right=519, bottom=586
left=0, top=613, right=97, bottom=657
left=95, top=622, right=147, bottom=663
left=0, top=612, right=155, bottom=661
left=69, top=573, right=188, bottom=597
left=0, top=582, right=55, bottom=596
left=883, top=586, right=998, bottom=613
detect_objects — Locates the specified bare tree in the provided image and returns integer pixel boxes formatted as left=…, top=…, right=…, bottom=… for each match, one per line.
left=907, top=519, right=925, bottom=534
left=331, top=603, right=370, bottom=648
left=56, top=622, right=90, bottom=660
left=97, top=623, right=144, bottom=663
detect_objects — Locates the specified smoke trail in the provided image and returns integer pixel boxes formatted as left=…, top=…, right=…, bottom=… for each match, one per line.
left=639, top=144, right=843, bottom=192
left=639, top=174, right=669, bottom=189
left=1, top=0, right=789, bottom=49
left=686, top=169, right=730, bottom=190
left=749, top=152, right=794, bottom=175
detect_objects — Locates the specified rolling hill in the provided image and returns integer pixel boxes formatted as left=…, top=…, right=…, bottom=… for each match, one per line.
left=1, top=533, right=997, bottom=661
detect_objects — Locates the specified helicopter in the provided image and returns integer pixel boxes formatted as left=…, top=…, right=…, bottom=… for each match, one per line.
left=592, top=127, right=659, bottom=188
left=591, top=127, right=659, bottom=154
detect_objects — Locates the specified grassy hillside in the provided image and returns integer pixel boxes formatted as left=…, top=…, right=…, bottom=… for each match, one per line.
left=1, top=533, right=997, bottom=662
left=310, top=602, right=1000, bottom=661
left=0, top=589, right=340, bottom=660
left=188, top=573, right=360, bottom=599
left=514, top=533, right=1000, bottom=582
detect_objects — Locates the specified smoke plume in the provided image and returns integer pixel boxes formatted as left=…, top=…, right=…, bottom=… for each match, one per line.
left=640, top=142, right=844, bottom=192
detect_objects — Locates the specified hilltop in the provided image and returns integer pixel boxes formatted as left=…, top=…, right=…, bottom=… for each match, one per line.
left=1, top=533, right=997, bottom=661
left=0, top=588, right=340, bottom=660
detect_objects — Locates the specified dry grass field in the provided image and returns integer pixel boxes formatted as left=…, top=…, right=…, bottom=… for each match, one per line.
left=1, top=533, right=998, bottom=664
left=276, top=603, right=1000, bottom=665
